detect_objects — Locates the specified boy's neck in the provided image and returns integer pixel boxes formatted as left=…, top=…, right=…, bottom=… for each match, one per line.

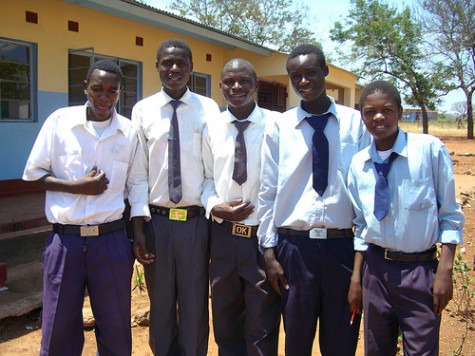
left=301, top=95, right=332, bottom=115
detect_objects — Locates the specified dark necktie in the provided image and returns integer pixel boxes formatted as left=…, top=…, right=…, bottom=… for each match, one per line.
left=306, top=113, right=331, bottom=196
left=232, top=120, right=251, bottom=185
left=168, top=100, right=182, bottom=204
left=373, top=152, right=398, bottom=221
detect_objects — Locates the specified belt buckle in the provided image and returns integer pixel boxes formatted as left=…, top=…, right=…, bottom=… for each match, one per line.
left=80, top=225, right=99, bottom=237
left=232, top=223, right=252, bottom=238
left=384, top=249, right=394, bottom=261
left=169, top=208, right=187, bottom=221
left=309, top=228, right=327, bottom=239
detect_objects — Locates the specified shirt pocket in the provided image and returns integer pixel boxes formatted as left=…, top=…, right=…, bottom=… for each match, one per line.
left=403, top=178, right=435, bottom=211
left=109, top=160, right=128, bottom=193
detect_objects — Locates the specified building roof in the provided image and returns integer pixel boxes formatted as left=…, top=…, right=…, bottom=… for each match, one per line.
left=65, top=0, right=273, bottom=56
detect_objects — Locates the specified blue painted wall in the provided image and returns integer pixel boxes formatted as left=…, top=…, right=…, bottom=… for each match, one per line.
left=0, top=91, right=68, bottom=180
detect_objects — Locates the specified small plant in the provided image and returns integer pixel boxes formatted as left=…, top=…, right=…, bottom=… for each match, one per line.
left=452, top=252, right=475, bottom=318
left=132, top=263, right=146, bottom=293
left=450, top=252, right=475, bottom=356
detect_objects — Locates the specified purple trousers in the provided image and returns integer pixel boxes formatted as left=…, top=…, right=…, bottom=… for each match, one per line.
left=40, top=229, right=134, bottom=356
left=275, top=234, right=360, bottom=356
left=363, top=244, right=441, bottom=356
left=210, top=222, right=281, bottom=356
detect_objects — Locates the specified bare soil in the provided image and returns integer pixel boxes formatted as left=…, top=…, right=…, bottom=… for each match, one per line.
left=0, top=127, right=474, bottom=356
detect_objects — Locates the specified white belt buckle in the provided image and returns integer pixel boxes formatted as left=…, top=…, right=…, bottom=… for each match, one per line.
left=309, top=228, right=327, bottom=239
left=80, top=225, right=100, bottom=237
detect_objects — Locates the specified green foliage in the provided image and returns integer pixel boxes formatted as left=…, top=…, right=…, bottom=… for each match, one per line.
left=452, top=252, right=475, bottom=318
left=169, top=0, right=319, bottom=52
left=330, top=0, right=444, bottom=134
left=418, top=0, right=475, bottom=139
left=132, top=264, right=146, bottom=293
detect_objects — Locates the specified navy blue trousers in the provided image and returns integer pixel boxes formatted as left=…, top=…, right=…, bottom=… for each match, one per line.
left=40, top=230, right=134, bottom=356
left=363, top=244, right=440, bottom=356
left=275, top=234, right=360, bottom=356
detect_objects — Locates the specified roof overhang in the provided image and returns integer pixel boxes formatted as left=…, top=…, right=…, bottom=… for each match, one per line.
left=64, top=0, right=273, bottom=56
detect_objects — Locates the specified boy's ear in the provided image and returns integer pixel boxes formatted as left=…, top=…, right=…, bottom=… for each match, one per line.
left=398, top=107, right=403, bottom=121
left=324, top=66, right=329, bottom=77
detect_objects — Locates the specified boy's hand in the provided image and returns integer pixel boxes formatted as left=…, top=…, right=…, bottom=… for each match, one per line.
left=72, top=166, right=109, bottom=195
left=211, top=199, right=254, bottom=221
left=263, top=248, right=289, bottom=295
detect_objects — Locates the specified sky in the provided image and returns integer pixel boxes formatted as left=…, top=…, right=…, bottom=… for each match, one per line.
left=142, top=0, right=466, bottom=112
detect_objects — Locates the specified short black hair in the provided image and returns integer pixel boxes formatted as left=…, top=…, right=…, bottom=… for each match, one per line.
left=85, top=59, right=123, bottom=83
left=287, top=44, right=326, bottom=71
left=359, top=80, right=402, bottom=111
left=221, top=58, right=257, bottom=82
left=157, top=38, right=193, bottom=63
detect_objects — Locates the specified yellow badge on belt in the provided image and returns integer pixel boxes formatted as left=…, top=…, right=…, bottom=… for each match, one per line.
left=169, top=208, right=188, bottom=221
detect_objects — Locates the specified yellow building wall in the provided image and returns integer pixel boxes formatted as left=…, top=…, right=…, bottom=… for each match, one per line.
left=2, top=0, right=358, bottom=109
left=1, top=0, right=231, bottom=105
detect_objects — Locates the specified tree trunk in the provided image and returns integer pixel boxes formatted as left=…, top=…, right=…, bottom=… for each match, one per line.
left=420, top=103, right=429, bottom=134
left=467, top=93, right=474, bottom=139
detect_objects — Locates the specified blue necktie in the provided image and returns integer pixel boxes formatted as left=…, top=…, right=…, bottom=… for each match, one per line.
left=168, top=100, right=182, bottom=204
left=373, top=152, right=398, bottom=221
left=306, top=113, right=331, bottom=196
left=232, top=120, right=251, bottom=185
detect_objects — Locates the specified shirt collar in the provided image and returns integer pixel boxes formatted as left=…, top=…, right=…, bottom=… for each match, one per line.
left=223, top=103, right=265, bottom=126
left=295, top=96, right=339, bottom=127
left=68, top=104, right=124, bottom=134
left=158, top=87, right=192, bottom=108
left=364, top=127, right=408, bottom=163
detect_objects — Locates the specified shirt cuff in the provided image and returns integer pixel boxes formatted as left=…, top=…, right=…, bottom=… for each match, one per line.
left=130, top=204, right=151, bottom=222
left=439, top=229, right=464, bottom=245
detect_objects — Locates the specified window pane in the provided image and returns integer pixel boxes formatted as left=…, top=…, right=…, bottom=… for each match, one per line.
left=188, top=73, right=210, bottom=97
left=68, top=54, right=89, bottom=106
left=0, top=40, right=32, bottom=121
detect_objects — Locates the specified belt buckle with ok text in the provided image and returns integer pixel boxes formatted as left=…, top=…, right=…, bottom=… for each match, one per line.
left=232, top=223, right=252, bottom=238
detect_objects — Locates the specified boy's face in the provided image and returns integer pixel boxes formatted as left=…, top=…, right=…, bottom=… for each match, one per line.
left=220, top=62, right=258, bottom=112
left=287, top=53, right=328, bottom=103
left=157, top=46, right=192, bottom=100
left=83, top=69, right=121, bottom=122
left=361, top=92, right=402, bottom=151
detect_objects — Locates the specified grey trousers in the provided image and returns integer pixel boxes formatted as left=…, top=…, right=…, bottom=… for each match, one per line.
left=144, top=214, right=210, bottom=356
left=209, top=221, right=281, bottom=356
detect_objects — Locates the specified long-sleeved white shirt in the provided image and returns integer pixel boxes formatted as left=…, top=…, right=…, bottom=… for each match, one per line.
left=130, top=88, right=221, bottom=219
left=257, top=98, right=371, bottom=248
left=202, top=105, right=279, bottom=225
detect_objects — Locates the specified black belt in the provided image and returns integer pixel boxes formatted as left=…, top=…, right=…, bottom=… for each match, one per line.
left=215, top=220, right=258, bottom=238
left=149, top=205, right=205, bottom=220
left=278, top=227, right=353, bottom=239
left=53, top=219, right=125, bottom=237
left=371, top=244, right=438, bottom=263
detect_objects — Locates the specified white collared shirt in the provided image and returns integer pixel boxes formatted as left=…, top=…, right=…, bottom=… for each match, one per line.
left=130, top=88, right=221, bottom=219
left=23, top=104, right=142, bottom=225
left=257, top=98, right=371, bottom=248
left=348, top=128, right=464, bottom=252
left=202, top=105, right=280, bottom=226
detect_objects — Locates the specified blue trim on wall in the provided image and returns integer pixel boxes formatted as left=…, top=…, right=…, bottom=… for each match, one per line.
left=0, top=91, right=68, bottom=180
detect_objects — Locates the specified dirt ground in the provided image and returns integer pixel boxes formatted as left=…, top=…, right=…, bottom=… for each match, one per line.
left=0, top=126, right=474, bottom=355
